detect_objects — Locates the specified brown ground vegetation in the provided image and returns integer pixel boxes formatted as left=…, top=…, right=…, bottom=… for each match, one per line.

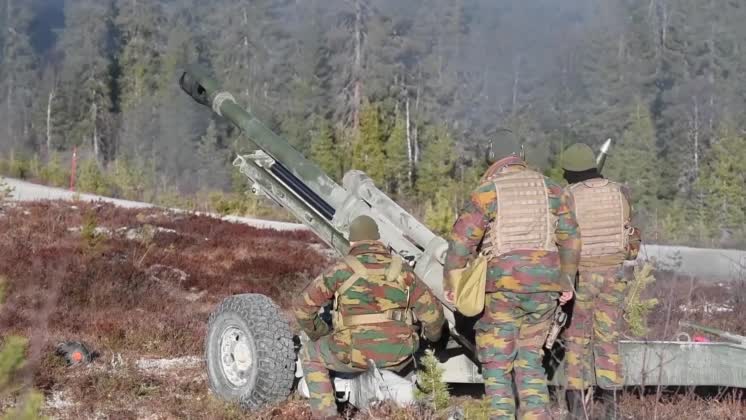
left=0, top=201, right=743, bottom=419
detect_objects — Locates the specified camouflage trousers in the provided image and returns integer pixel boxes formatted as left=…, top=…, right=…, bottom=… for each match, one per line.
left=300, top=335, right=366, bottom=419
left=300, top=335, right=412, bottom=419
left=564, top=266, right=626, bottom=390
left=475, top=291, right=558, bottom=420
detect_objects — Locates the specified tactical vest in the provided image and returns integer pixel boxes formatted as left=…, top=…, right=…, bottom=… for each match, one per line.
left=569, top=178, right=629, bottom=262
left=332, top=255, right=414, bottom=329
left=484, top=169, right=558, bottom=257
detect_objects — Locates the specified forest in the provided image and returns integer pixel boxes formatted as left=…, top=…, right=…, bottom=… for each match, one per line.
left=0, top=0, right=745, bottom=248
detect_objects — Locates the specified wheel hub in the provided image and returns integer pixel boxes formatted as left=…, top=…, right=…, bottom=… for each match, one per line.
left=219, top=327, right=254, bottom=387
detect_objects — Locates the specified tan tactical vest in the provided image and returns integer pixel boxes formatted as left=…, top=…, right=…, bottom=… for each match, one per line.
left=569, top=178, right=629, bottom=263
left=484, top=169, right=558, bottom=257
left=332, top=255, right=414, bottom=329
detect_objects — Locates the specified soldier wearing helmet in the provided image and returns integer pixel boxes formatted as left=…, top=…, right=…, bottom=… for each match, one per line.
left=560, top=143, right=641, bottom=419
left=444, top=133, right=581, bottom=419
left=293, top=215, right=445, bottom=420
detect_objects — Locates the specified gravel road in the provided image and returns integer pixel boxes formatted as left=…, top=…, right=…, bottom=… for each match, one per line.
left=2, top=177, right=307, bottom=232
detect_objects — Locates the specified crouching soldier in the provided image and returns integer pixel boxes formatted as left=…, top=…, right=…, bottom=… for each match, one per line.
left=560, top=143, right=642, bottom=419
left=293, top=215, right=446, bottom=420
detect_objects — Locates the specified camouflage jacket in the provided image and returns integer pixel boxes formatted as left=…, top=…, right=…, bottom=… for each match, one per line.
left=293, top=240, right=445, bottom=368
left=445, top=167, right=581, bottom=293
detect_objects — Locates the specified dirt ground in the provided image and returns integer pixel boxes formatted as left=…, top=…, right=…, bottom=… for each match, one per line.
left=0, top=201, right=744, bottom=419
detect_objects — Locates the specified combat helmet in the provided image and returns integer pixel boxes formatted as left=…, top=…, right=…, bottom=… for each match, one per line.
left=561, top=143, right=596, bottom=172
left=482, top=128, right=527, bottom=181
left=348, top=215, right=380, bottom=242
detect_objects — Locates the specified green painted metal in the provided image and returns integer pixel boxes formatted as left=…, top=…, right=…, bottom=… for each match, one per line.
left=620, top=340, right=746, bottom=387
left=179, top=65, right=349, bottom=210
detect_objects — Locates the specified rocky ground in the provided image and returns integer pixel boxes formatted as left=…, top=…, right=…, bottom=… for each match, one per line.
left=0, top=200, right=744, bottom=419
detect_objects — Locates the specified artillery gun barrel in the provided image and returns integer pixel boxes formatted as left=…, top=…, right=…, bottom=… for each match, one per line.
left=679, top=321, right=746, bottom=345
left=179, top=65, right=349, bottom=216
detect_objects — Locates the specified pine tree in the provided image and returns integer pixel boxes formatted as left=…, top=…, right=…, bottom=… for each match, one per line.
left=0, top=0, right=38, bottom=152
left=424, top=187, right=456, bottom=236
left=115, top=0, right=165, bottom=109
left=417, top=124, right=455, bottom=199
left=0, top=276, right=46, bottom=420
left=414, top=349, right=450, bottom=411
left=196, top=120, right=229, bottom=191
left=605, top=100, right=661, bottom=216
left=76, top=158, right=111, bottom=196
left=309, top=117, right=341, bottom=180
left=57, top=0, right=117, bottom=163
left=384, top=112, right=409, bottom=194
left=351, top=101, right=386, bottom=185
left=623, top=263, right=659, bottom=337
left=0, top=177, right=13, bottom=200
left=696, top=122, right=746, bottom=245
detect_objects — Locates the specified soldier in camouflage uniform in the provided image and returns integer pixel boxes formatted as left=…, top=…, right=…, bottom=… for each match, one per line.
left=293, top=215, right=446, bottom=420
left=560, top=143, right=641, bottom=419
left=444, top=142, right=581, bottom=420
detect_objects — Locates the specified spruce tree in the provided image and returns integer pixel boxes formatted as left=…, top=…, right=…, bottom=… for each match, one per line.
left=196, top=120, right=229, bottom=191
left=384, top=112, right=409, bottom=194
left=309, top=117, right=341, bottom=181
left=351, top=101, right=386, bottom=185
left=605, top=100, right=661, bottom=216
left=697, top=122, right=746, bottom=245
left=417, top=124, right=455, bottom=199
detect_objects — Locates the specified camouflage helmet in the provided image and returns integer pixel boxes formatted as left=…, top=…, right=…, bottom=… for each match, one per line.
left=561, top=143, right=596, bottom=171
left=487, top=128, right=525, bottom=163
left=348, top=215, right=380, bottom=242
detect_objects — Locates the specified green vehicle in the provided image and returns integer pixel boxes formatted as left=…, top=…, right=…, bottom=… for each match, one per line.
left=179, top=66, right=746, bottom=411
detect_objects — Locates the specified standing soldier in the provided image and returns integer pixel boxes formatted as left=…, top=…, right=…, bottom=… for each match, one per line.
left=444, top=140, right=581, bottom=420
left=293, top=215, right=446, bottom=420
left=560, top=143, right=641, bottom=419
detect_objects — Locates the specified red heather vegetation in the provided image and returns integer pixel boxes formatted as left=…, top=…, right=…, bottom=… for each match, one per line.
left=0, top=201, right=744, bottom=418
left=0, top=200, right=330, bottom=418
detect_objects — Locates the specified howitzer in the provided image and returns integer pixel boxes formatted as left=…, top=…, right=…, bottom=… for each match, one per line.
left=179, top=65, right=480, bottom=411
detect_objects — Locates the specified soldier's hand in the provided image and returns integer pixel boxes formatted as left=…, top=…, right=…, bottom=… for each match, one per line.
left=444, top=290, right=455, bottom=304
left=558, top=291, right=573, bottom=305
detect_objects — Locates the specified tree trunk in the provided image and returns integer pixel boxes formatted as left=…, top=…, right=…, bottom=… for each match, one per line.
left=406, top=97, right=413, bottom=185
left=414, top=81, right=420, bottom=164
left=92, top=103, right=100, bottom=162
left=691, top=96, right=699, bottom=179
left=46, top=86, right=56, bottom=153
left=352, top=0, right=364, bottom=133
left=5, top=0, right=11, bottom=144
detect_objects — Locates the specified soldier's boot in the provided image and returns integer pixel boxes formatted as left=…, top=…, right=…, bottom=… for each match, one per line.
left=597, top=389, right=620, bottom=420
left=565, top=390, right=585, bottom=420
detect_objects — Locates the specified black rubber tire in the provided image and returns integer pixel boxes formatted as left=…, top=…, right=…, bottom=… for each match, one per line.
left=205, top=293, right=296, bottom=410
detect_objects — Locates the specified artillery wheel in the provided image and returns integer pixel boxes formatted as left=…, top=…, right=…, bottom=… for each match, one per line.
left=205, top=293, right=296, bottom=410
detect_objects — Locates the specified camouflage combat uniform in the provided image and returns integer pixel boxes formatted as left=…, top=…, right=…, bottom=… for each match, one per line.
left=293, top=240, right=445, bottom=419
left=445, top=158, right=581, bottom=420
left=564, top=179, right=641, bottom=391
